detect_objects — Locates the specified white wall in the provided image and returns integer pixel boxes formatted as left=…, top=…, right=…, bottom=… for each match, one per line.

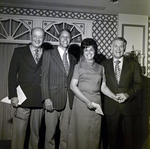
left=118, top=13, right=148, bottom=75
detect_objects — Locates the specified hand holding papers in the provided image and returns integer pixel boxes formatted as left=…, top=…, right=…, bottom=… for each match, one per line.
left=92, top=102, right=104, bottom=115
left=1, top=85, right=27, bottom=105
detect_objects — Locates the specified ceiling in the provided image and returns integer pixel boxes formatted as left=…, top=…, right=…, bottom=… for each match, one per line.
left=0, top=0, right=150, bottom=16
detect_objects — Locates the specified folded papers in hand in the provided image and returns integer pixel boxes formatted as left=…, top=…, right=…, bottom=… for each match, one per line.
left=1, top=85, right=27, bottom=105
left=92, top=102, right=104, bottom=115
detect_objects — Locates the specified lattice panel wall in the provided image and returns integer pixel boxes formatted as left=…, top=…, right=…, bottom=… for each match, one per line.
left=147, top=17, right=150, bottom=137
left=147, top=17, right=150, bottom=77
left=93, top=20, right=117, bottom=59
left=0, top=6, right=117, bottom=59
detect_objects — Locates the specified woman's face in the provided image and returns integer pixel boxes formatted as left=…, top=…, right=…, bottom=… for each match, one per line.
left=83, top=46, right=95, bottom=61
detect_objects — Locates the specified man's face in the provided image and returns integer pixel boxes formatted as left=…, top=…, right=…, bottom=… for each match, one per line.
left=59, top=30, right=71, bottom=49
left=30, top=28, right=45, bottom=48
left=111, top=40, right=125, bottom=59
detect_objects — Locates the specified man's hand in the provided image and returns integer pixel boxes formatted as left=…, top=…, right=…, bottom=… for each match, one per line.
left=112, top=95, right=120, bottom=102
left=44, top=99, right=54, bottom=112
left=11, top=97, right=19, bottom=107
left=116, top=93, right=129, bottom=103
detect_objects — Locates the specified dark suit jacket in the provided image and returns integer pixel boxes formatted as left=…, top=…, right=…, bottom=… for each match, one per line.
left=101, top=57, right=143, bottom=116
left=41, top=48, right=76, bottom=111
left=8, top=44, right=46, bottom=108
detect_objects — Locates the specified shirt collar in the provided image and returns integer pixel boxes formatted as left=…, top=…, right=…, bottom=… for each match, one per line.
left=29, top=45, right=43, bottom=53
left=113, top=57, right=123, bottom=64
left=29, top=45, right=43, bottom=55
left=58, top=46, right=68, bottom=59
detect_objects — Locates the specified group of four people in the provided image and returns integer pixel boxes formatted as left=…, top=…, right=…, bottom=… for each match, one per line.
left=8, top=27, right=143, bottom=149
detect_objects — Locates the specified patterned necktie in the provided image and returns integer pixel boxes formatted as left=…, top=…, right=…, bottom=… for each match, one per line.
left=63, top=51, right=69, bottom=75
left=35, top=49, right=39, bottom=64
left=115, top=60, right=121, bottom=84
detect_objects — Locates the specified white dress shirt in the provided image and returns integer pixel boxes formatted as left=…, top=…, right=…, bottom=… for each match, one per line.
left=58, top=46, right=70, bottom=66
left=113, top=57, right=123, bottom=73
left=30, top=45, right=43, bottom=63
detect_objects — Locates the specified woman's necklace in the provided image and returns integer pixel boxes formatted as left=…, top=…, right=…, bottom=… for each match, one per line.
left=86, top=59, right=95, bottom=68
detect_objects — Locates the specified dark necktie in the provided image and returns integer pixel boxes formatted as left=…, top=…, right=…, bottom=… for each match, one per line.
left=63, top=51, right=69, bottom=75
left=35, top=49, right=39, bottom=64
left=115, top=60, right=121, bottom=84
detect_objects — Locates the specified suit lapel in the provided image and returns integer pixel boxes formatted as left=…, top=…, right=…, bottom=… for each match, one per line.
left=22, top=45, right=37, bottom=69
left=23, top=45, right=46, bottom=74
left=52, top=48, right=66, bottom=74
left=68, top=53, right=75, bottom=76
left=107, top=59, right=118, bottom=85
left=33, top=48, right=46, bottom=73
left=119, top=57, right=130, bottom=85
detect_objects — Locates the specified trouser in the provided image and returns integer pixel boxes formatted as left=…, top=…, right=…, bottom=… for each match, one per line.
left=11, top=107, right=44, bottom=149
left=45, top=98, right=71, bottom=149
left=106, top=107, right=133, bottom=149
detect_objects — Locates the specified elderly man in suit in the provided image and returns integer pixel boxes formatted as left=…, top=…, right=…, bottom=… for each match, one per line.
left=8, top=27, right=46, bottom=149
left=41, top=29, right=76, bottom=149
left=101, top=37, right=143, bottom=149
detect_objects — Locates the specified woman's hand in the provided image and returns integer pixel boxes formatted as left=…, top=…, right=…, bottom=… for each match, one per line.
left=85, top=101, right=96, bottom=110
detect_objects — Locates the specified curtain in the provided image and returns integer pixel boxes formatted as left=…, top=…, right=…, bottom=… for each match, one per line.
left=0, top=43, right=25, bottom=140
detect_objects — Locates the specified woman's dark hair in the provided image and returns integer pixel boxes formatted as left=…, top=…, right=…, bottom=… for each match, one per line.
left=80, top=38, right=98, bottom=59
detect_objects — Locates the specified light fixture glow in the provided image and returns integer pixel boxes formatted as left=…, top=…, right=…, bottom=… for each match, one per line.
left=110, top=0, right=118, bottom=4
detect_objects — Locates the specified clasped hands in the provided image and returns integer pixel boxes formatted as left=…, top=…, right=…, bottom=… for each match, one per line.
left=114, top=93, right=129, bottom=103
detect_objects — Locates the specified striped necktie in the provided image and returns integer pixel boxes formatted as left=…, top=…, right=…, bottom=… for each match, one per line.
left=115, top=60, right=121, bottom=84
left=35, top=49, right=39, bottom=64
left=63, top=51, right=69, bottom=75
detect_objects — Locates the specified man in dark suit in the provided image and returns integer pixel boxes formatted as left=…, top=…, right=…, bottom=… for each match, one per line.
left=101, top=37, right=143, bottom=149
left=8, top=27, right=46, bottom=149
left=41, top=29, right=76, bottom=149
